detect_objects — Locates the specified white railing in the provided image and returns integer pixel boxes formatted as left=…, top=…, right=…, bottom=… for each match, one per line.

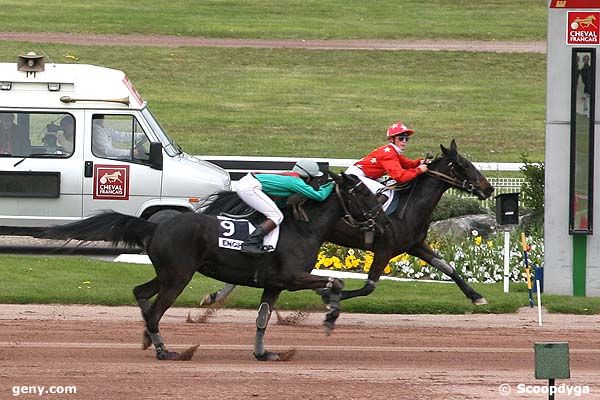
left=198, top=155, right=525, bottom=208
left=449, top=177, right=524, bottom=209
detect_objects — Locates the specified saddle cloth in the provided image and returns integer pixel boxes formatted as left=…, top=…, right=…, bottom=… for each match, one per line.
left=217, top=216, right=277, bottom=252
left=385, top=190, right=400, bottom=215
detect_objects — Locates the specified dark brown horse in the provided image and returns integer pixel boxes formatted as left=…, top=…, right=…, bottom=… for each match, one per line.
left=202, top=140, right=494, bottom=307
left=41, top=173, right=387, bottom=361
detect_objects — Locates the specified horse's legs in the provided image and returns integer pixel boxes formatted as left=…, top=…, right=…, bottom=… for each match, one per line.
left=134, top=277, right=160, bottom=314
left=322, top=277, right=344, bottom=335
left=134, top=277, right=161, bottom=350
left=285, top=274, right=344, bottom=335
left=253, top=288, right=283, bottom=361
left=337, top=251, right=393, bottom=301
left=144, top=270, right=197, bottom=360
left=409, top=242, right=487, bottom=305
left=200, top=283, right=237, bottom=306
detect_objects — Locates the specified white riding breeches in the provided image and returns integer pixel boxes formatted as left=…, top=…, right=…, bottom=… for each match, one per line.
left=236, top=174, right=282, bottom=243
left=345, top=165, right=394, bottom=211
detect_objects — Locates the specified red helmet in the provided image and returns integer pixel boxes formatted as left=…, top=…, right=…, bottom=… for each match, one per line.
left=386, top=121, right=414, bottom=138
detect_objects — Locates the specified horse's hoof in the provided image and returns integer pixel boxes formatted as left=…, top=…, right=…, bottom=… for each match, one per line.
left=473, top=297, right=488, bottom=306
left=323, top=308, right=340, bottom=335
left=254, top=351, right=281, bottom=361
left=142, top=331, right=152, bottom=350
left=323, top=322, right=334, bottom=337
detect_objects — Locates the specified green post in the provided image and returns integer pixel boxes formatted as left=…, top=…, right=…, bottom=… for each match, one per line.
left=572, top=234, right=587, bottom=297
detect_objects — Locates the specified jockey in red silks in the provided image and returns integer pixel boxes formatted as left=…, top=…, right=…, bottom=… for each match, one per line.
left=346, top=121, right=429, bottom=210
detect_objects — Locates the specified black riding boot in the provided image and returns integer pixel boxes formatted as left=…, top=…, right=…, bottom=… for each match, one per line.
left=241, top=219, right=277, bottom=255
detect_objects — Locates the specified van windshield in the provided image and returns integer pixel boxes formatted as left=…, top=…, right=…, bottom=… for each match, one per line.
left=142, top=108, right=182, bottom=157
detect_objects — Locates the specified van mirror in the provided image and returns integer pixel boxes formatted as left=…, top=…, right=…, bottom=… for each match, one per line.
left=149, top=142, right=163, bottom=170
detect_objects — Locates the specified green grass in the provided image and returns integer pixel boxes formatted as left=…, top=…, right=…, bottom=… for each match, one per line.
left=1, top=255, right=598, bottom=314
left=1, top=0, right=548, bottom=41
left=0, top=255, right=223, bottom=306
left=0, top=44, right=546, bottom=162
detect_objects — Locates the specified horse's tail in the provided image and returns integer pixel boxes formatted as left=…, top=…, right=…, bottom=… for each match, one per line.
left=41, top=211, right=156, bottom=248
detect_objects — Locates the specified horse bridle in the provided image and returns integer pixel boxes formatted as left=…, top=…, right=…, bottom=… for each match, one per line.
left=335, top=180, right=387, bottom=244
left=426, top=160, right=478, bottom=195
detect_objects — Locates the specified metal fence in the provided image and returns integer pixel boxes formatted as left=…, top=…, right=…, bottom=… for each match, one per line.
left=449, top=176, right=524, bottom=209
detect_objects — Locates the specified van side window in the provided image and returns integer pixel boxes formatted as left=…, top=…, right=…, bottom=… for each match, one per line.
left=0, top=112, right=74, bottom=157
left=92, top=114, right=150, bottom=162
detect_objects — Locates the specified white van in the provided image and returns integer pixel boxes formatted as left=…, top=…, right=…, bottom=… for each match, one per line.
left=0, top=53, right=230, bottom=231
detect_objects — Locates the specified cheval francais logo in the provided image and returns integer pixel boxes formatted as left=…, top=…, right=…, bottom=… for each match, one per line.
left=93, top=165, right=130, bottom=200
left=567, top=12, right=600, bottom=45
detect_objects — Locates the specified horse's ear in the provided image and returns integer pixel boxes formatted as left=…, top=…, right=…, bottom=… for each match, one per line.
left=440, top=144, right=448, bottom=155
left=450, top=139, right=457, bottom=152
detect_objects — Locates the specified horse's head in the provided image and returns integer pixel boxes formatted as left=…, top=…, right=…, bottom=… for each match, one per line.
left=428, top=140, right=494, bottom=200
left=330, top=172, right=389, bottom=233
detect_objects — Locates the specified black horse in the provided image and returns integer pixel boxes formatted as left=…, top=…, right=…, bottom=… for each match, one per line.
left=201, top=140, right=494, bottom=307
left=41, top=173, right=387, bottom=361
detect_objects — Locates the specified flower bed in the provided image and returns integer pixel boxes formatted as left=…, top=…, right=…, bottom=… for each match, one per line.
left=315, top=231, right=543, bottom=284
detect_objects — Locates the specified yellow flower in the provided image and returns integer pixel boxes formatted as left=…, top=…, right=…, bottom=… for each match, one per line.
left=474, top=236, right=482, bottom=246
left=361, top=252, right=374, bottom=272
left=384, top=265, right=392, bottom=274
left=389, top=254, right=403, bottom=263
left=345, top=254, right=360, bottom=269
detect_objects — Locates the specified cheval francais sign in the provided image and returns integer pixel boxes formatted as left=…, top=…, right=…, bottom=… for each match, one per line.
left=93, top=164, right=130, bottom=200
left=567, top=11, right=600, bottom=45
left=549, top=0, right=600, bottom=45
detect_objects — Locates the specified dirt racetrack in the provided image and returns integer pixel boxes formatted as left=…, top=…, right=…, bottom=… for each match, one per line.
left=0, top=304, right=599, bottom=400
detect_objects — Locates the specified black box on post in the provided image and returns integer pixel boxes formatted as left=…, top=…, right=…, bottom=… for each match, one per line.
left=496, top=192, right=519, bottom=225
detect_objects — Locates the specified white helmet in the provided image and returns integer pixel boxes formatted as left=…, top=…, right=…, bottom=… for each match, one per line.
left=292, top=159, right=324, bottom=178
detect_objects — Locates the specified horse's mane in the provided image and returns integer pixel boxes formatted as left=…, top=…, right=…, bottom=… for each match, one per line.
left=203, top=191, right=251, bottom=216
left=203, top=176, right=333, bottom=219
left=202, top=190, right=305, bottom=224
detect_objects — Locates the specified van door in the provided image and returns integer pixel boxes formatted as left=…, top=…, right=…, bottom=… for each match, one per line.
left=0, top=110, right=82, bottom=227
left=82, top=111, right=162, bottom=218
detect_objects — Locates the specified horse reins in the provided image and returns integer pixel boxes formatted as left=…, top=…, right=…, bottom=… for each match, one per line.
left=426, top=166, right=476, bottom=194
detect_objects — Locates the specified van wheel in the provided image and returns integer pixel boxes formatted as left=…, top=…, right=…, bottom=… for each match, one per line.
left=147, top=209, right=182, bottom=224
